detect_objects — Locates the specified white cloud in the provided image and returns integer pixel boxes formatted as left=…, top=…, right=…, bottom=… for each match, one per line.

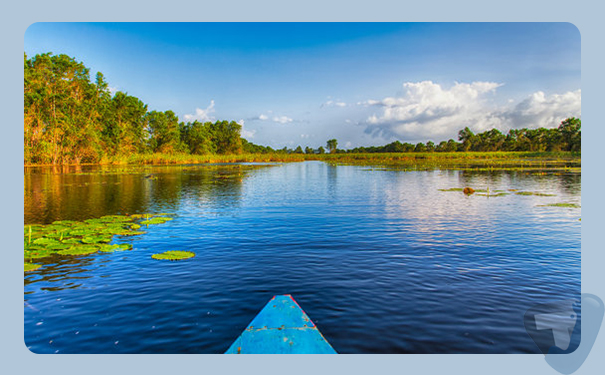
left=363, top=81, right=580, bottom=141
left=237, top=119, right=256, bottom=139
left=322, top=100, right=347, bottom=108
left=272, top=115, right=293, bottom=124
left=251, top=113, right=293, bottom=124
left=183, top=100, right=216, bottom=122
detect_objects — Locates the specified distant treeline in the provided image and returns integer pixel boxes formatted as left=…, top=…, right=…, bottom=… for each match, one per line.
left=24, top=53, right=581, bottom=165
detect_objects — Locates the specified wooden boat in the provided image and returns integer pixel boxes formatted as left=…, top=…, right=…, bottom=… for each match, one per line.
left=225, top=294, right=337, bottom=354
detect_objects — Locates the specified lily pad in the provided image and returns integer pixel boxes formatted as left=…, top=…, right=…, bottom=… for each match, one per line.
left=99, top=244, right=133, bottom=252
left=438, top=188, right=464, bottom=192
left=141, top=217, right=173, bottom=225
left=24, top=263, right=41, bottom=272
left=82, top=236, right=112, bottom=244
left=58, top=246, right=100, bottom=256
left=33, top=237, right=60, bottom=246
left=24, top=248, right=56, bottom=259
left=151, top=250, right=195, bottom=260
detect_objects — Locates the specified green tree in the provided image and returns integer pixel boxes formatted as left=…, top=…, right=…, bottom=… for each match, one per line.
left=559, top=117, right=581, bottom=151
left=209, top=120, right=243, bottom=154
left=326, top=139, right=338, bottom=153
left=147, top=110, right=182, bottom=153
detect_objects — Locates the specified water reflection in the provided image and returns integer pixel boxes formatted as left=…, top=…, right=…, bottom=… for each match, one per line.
left=24, top=164, right=269, bottom=224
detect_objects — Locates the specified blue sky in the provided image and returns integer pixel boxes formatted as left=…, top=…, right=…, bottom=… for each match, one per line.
left=24, top=23, right=581, bottom=149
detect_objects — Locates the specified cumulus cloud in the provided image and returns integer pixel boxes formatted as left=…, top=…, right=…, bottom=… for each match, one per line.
left=183, top=100, right=216, bottom=122
left=362, top=81, right=581, bottom=141
left=236, top=119, right=256, bottom=139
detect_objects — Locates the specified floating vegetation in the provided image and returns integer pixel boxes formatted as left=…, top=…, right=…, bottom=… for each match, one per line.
left=515, top=191, right=556, bottom=197
left=151, top=250, right=195, bottom=261
left=463, top=187, right=475, bottom=195
left=537, top=203, right=581, bottom=208
left=100, top=244, right=133, bottom=253
left=23, top=213, right=175, bottom=269
left=24, top=263, right=41, bottom=272
left=476, top=192, right=510, bottom=197
left=58, top=246, right=100, bottom=256
left=438, top=188, right=464, bottom=192
left=141, top=217, right=173, bottom=225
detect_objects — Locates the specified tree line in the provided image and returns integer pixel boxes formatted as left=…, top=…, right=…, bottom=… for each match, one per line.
left=24, top=52, right=580, bottom=165
left=24, top=53, right=245, bottom=164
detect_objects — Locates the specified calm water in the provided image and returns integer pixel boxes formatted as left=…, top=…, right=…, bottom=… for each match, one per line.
left=24, top=161, right=581, bottom=353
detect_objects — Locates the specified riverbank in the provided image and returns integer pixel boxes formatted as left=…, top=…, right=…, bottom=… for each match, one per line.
left=24, top=151, right=581, bottom=172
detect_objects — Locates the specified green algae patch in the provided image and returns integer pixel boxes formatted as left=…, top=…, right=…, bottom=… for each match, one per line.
left=24, top=263, right=41, bottom=272
left=537, top=203, right=581, bottom=208
left=438, top=188, right=464, bottom=192
left=515, top=191, right=556, bottom=197
left=152, top=250, right=195, bottom=261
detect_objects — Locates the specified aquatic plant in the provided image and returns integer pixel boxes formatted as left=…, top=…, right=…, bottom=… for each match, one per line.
left=23, top=213, right=178, bottom=270
left=476, top=192, right=510, bottom=197
left=141, top=217, right=173, bottom=225
left=515, top=192, right=556, bottom=197
left=151, top=250, right=195, bottom=260
left=537, top=203, right=581, bottom=208
left=24, top=263, right=41, bottom=272
left=99, top=244, right=133, bottom=252
left=58, top=246, right=100, bottom=256
left=438, top=188, right=464, bottom=192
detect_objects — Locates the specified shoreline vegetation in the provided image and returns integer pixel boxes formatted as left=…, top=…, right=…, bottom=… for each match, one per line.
left=24, top=151, right=581, bottom=172
left=25, top=53, right=581, bottom=170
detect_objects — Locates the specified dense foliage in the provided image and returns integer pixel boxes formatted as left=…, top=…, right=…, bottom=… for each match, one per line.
left=24, top=52, right=581, bottom=165
left=24, top=53, right=244, bottom=164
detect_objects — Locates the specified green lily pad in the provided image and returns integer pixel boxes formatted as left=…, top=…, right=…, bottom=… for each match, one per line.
left=115, top=230, right=146, bottom=236
left=62, top=238, right=83, bottom=244
left=82, top=236, right=112, bottom=244
left=476, top=192, right=510, bottom=197
left=33, top=237, right=60, bottom=246
left=99, top=244, right=133, bottom=252
left=46, top=244, right=71, bottom=250
left=141, top=217, right=173, bottom=225
left=24, top=248, right=56, bottom=259
left=151, top=250, right=195, bottom=260
left=58, top=246, right=100, bottom=256
left=438, top=188, right=464, bottom=192
left=24, top=263, right=42, bottom=272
